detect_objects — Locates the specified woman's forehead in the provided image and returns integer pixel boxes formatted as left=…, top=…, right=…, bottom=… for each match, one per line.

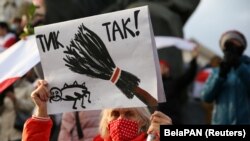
left=110, top=108, right=136, bottom=113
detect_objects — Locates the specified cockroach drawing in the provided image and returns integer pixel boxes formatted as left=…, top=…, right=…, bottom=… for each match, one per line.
left=49, top=81, right=91, bottom=109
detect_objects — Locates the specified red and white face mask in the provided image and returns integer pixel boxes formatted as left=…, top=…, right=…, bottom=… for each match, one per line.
left=108, top=118, right=139, bottom=141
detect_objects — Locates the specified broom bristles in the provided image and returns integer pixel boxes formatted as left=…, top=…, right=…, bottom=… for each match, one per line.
left=63, top=24, right=140, bottom=99
left=115, top=70, right=140, bottom=98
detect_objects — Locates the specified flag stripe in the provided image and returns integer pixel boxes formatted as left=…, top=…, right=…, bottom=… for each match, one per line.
left=0, top=35, right=40, bottom=93
left=155, top=36, right=196, bottom=50
left=0, top=77, right=20, bottom=93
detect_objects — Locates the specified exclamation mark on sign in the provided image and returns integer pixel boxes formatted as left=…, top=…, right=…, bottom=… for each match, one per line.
left=134, top=10, right=140, bottom=36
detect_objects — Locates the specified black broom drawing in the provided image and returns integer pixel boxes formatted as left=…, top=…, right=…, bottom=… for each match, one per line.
left=63, top=23, right=157, bottom=106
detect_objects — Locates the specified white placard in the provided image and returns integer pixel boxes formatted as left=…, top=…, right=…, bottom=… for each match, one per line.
left=35, top=6, right=165, bottom=114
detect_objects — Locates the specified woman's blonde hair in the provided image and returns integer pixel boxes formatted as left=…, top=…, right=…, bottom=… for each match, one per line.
left=99, top=107, right=151, bottom=138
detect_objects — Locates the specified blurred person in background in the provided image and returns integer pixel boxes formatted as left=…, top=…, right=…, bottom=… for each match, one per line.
left=13, top=74, right=35, bottom=118
left=192, top=55, right=222, bottom=124
left=0, top=21, right=17, bottom=53
left=201, top=30, right=250, bottom=124
left=9, top=17, right=23, bottom=39
left=6, top=72, right=36, bottom=141
left=0, top=0, right=17, bottom=23
left=0, top=85, right=22, bottom=141
left=157, top=47, right=199, bottom=124
left=57, top=110, right=101, bottom=141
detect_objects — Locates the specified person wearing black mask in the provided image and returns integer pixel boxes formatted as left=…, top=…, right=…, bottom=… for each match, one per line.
left=201, top=30, right=250, bottom=124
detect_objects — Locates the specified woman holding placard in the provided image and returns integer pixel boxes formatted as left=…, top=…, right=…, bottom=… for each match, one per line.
left=22, top=80, right=172, bottom=141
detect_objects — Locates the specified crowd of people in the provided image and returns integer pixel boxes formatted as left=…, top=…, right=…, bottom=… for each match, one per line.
left=0, top=0, right=250, bottom=141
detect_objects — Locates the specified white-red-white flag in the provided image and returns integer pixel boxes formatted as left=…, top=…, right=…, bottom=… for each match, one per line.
left=155, top=36, right=196, bottom=51
left=192, top=68, right=212, bottom=99
left=0, top=35, right=193, bottom=93
left=0, top=35, right=40, bottom=93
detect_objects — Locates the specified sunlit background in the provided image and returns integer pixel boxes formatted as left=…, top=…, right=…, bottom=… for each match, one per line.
left=184, top=0, right=250, bottom=57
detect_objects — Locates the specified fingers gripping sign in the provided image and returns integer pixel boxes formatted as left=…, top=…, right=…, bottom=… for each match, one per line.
left=31, top=80, right=50, bottom=117
left=147, top=111, right=172, bottom=140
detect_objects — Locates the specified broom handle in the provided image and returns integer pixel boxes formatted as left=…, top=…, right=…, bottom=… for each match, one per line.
left=134, top=87, right=158, bottom=107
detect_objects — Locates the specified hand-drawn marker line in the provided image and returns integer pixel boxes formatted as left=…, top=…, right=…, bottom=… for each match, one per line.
left=63, top=24, right=157, bottom=107
left=49, top=81, right=91, bottom=109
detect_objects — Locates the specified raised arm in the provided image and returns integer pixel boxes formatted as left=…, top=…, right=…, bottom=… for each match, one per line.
left=22, top=80, right=53, bottom=141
